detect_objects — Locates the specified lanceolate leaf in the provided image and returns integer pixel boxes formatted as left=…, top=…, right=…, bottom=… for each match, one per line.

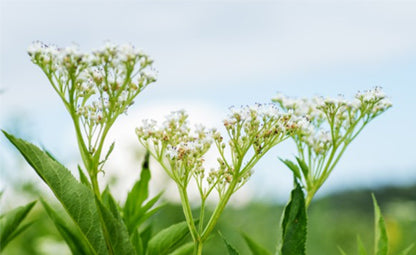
left=78, top=165, right=92, bottom=189
left=398, top=244, right=414, bottom=255
left=295, top=157, right=309, bottom=178
left=168, top=242, right=194, bottom=255
left=357, top=235, right=368, bottom=255
left=3, top=131, right=108, bottom=255
left=219, top=232, right=240, bottom=255
left=96, top=198, right=136, bottom=255
left=41, top=199, right=95, bottom=255
left=279, top=158, right=301, bottom=180
left=372, top=194, right=388, bottom=255
left=147, top=221, right=192, bottom=255
left=242, top=233, right=271, bottom=255
left=0, top=200, right=36, bottom=251
left=280, top=181, right=307, bottom=255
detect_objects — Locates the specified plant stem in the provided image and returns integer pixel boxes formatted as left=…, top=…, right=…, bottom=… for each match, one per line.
left=178, top=186, right=199, bottom=242
left=194, top=241, right=203, bottom=255
left=201, top=179, right=238, bottom=242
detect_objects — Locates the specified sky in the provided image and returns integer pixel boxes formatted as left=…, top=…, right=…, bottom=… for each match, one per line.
left=1, top=0, right=416, bottom=203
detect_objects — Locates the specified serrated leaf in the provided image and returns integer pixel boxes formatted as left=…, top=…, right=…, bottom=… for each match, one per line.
left=0, top=200, right=36, bottom=251
left=398, top=243, right=414, bottom=255
left=41, top=199, right=95, bottom=255
left=242, top=233, right=271, bottom=255
left=280, top=181, right=307, bottom=255
left=147, top=221, right=192, bottom=255
left=96, top=198, right=136, bottom=255
left=372, top=194, right=388, bottom=255
left=279, top=158, right=301, bottom=180
left=3, top=131, right=108, bottom=255
left=168, top=242, right=194, bottom=255
left=357, top=235, right=368, bottom=255
left=219, top=232, right=240, bottom=255
left=295, top=157, right=309, bottom=178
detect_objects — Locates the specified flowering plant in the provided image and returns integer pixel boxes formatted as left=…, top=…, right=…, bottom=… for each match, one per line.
left=2, top=41, right=409, bottom=255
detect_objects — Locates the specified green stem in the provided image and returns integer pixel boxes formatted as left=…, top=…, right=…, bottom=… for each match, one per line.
left=201, top=179, right=238, bottom=242
left=177, top=186, right=199, bottom=242
left=193, top=241, right=203, bottom=255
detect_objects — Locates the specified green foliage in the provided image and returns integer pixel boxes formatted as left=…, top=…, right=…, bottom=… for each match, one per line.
left=372, top=194, right=388, bottom=255
left=123, top=152, right=163, bottom=235
left=0, top=200, right=36, bottom=251
left=3, top=131, right=109, bottom=254
left=147, top=221, right=193, bottom=255
left=168, top=242, right=194, bottom=255
left=279, top=159, right=301, bottom=180
left=41, top=199, right=94, bottom=255
left=219, top=232, right=240, bottom=255
left=242, top=233, right=271, bottom=255
left=357, top=236, right=368, bottom=255
left=280, top=181, right=307, bottom=255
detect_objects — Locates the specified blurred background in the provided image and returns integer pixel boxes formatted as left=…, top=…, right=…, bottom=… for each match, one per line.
left=1, top=0, right=415, bottom=254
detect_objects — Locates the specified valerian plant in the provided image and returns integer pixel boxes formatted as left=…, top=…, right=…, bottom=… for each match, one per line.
left=3, top=41, right=410, bottom=255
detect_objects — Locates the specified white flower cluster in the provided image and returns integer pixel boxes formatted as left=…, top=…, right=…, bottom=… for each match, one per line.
left=28, top=41, right=157, bottom=136
left=136, top=111, right=212, bottom=184
left=272, top=87, right=392, bottom=155
left=222, top=103, right=302, bottom=155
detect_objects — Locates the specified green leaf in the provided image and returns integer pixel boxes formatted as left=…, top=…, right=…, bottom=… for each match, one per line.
left=280, top=181, right=307, bottom=255
left=242, top=233, right=271, bottom=255
left=168, top=242, right=194, bottom=255
left=41, top=199, right=95, bottom=255
left=147, top=221, right=192, bottom=255
left=219, top=232, right=240, bottom=255
left=357, top=235, right=368, bottom=255
left=337, top=246, right=347, bottom=255
left=279, top=158, right=301, bottom=180
left=96, top=198, right=136, bottom=255
left=398, top=243, right=414, bottom=255
left=295, top=157, right=309, bottom=178
left=3, top=131, right=108, bottom=255
left=372, top=194, right=388, bottom=255
left=101, top=187, right=122, bottom=220
left=78, top=165, right=92, bottom=189
left=0, top=200, right=36, bottom=251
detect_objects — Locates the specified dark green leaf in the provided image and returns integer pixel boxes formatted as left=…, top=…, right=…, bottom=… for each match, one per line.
left=357, top=236, right=368, bottom=255
left=96, top=198, right=136, bottom=255
left=147, top=221, right=192, bottom=255
left=169, top=242, right=194, bottom=255
left=280, top=181, right=307, bottom=255
left=295, top=157, right=309, bottom=178
left=101, top=187, right=121, bottom=220
left=372, top=194, right=388, bottom=255
left=219, top=232, right=240, bottom=255
left=0, top=200, right=36, bottom=251
left=41, top=199, right=95, bottom=255
left=3, top=131, right=108, bottom=255
left=279, top=158, right=301, bottom=180
left=242, top=233, right=271, bottom=255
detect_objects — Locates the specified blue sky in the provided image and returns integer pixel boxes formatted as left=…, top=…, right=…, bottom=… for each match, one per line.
left=1, top=0, right=416, bottom=202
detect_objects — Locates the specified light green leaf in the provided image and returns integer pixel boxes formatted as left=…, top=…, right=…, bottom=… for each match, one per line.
left=357, top=235, right=368, bottom=255
left=295, top=157, right=309, bottom=178
left=279, top=158, right=301, bottom=180
left=280, top=181, right=307, bottom=255
left=242, top=233, right=271, bottom=255
left=147, top=221, right=191, bottom=255
left=398, top=243, right=414, bottom=255
left=3, top=131, right=108, bottom=255
left=41, top=199, right=95, bottom=255
left=337, top=246, right=347, bottom=255
left=96, top=198, right=136, bottom=255
left=219, top=232, right=240, bottom=255
left=168, top=242, right=194, bottom=255
left=0, top=200, right=36, bottom=251
left=372, top=194, right=388, bottom=255
left=78, top=165, right=92, bottom=189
